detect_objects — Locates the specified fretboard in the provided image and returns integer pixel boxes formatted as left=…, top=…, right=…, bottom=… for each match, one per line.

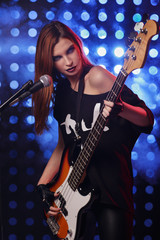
left=68, top=68, right=128, bottom=191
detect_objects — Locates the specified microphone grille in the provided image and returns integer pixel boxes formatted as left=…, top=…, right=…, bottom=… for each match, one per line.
left=40, top=75, right=52, bottom=87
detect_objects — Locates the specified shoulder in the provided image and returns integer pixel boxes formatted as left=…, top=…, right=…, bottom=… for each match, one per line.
left=85, top=66, right=116, bottom=93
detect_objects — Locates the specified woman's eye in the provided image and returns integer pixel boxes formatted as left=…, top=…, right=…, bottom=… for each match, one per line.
left=67, top=46, right=75, bottom=54
left=52, top=56, right=61, bottom=62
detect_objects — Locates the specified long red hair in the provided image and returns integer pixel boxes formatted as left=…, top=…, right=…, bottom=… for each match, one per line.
left=32, top=21, right=92, bottom=134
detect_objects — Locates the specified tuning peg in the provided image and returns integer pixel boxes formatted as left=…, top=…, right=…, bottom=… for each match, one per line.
left=125, top=31, right=137, bottom=47
left=134, top=22, right=144, bottom=32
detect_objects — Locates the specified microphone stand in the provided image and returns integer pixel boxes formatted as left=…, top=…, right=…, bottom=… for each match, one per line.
left=0, top=80, right=33, bottom=114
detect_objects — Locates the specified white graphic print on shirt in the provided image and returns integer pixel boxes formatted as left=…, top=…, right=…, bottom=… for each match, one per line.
left=61, top=103, right=109, bottom=137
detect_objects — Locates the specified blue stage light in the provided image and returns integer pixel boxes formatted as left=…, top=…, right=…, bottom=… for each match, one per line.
left=64, top=0, right=72, bottom=2
left=9, top=167, right=18, bottom=175
left=80, top=29, right=90, bottom=39
left=10, top=63, right=19, bottom=72
left=81, top=0, right=90, bottom=3
left=42, top=235, right=51, bottom=240
left=133, top=169, right=137, bottom=177
left=144, top=235, right=152, bottom=240
left=26, top=234, right=34, bottom=240
left=46, top=11, right=55, bottom=20
left=133, top=13, right=142, bottom=22
left=8, top=234, right=17, bottom=240
left=97, top=47, right=107, bottom=56
left=145, top=202, right=153, bottom=211
left=149, top=66, right=158, bottom=75
left=146, top=169, right=155, bottom=178
left=81, top=11, right=90, bottom=21
left=11, top=10, right=20, bottom=19
left=83, top=46, right=89, bottom=55
left=10, top=28, right=20, bottom=37
left=63, top=11, right=72, bottom=20
left=44, top=150, right=52, bottom=159
left=25, top=218, right=34, bottom=226
left=133, top=0, right=142, bottom=5
left=132, top=185, right=137, bottom=194
left=144, top=219, right=152, bottom=227
left=150, top=0, right=159, bottom=6
left=28, top=10, right=38, bottom=20
left=115, top=13, right=124, bottom=22
left=26, top=201, right=34, bottom=209
left=98, top=11, right=107, bottom=22
left=150, top=14, right=159, bottom=21
left=145, top=185, right=154, bottom=194
left=9, top=184, right=18, bottom=192
left=114, top=64, right=122, bottom=74
left=26, top=184, right=34, bottom=192
left=9, top=200, right=18, bottom=209
left=132, top=151, right=138, bottom=160
left=9, top=115, right=18, bottom=124
left=9, top=217, right=17, bottom=226
left=115, top=30, right=124, bottom=39
left=149, top=48, right=158, bottom=58
left=10, top=80, right=19, bottom=89
left=116, top=0, right=125, bottom=4
left=98, top=29, right=107, bottom=39
left=132, top=69, right=141, bottom=75
left=26, top=150, right=35, bottom=159
left=26, top=115, right=35, bottom=125
left=114, top=47, right=124, bottom=57
left=26, top=133, right=35, bottom=141
left=99, top=0, right=108, bottom=4
left=28, top=28, right=37, bottom=37
left=147, top=135, right=156, bottom=144
left=27, top=63, right=35, bottom=72
left=10, top=45, right=19, bottom=54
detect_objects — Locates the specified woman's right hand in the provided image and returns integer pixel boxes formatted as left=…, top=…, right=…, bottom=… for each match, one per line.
left=47, top=192, right=61, bottom=216
left=36, top=184, right=61, bottom=216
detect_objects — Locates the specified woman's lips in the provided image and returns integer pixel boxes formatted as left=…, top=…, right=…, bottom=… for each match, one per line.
left=66, top=66, right=76, bottom=72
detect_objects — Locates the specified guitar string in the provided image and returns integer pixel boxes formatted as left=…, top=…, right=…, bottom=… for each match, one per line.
left=53, top=29, right=147, bottom=214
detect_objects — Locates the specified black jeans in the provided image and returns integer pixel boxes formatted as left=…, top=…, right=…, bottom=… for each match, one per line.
left=79, top=203, right=133, bottom=240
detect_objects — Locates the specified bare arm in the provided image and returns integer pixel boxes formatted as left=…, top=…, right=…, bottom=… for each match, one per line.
left=37, top=126, right=65, bottom=185
left=103, top=100, right=154, bottom=127
left=119, top=101, right=153, bottom=127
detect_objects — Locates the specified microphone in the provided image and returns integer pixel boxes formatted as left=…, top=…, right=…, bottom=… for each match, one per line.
left=9, top=74, right=52, bottom=106
left=0, top=80, right=33, bottom=112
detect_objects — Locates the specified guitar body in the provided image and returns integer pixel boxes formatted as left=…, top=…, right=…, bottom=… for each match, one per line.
left=48, top=147, right=93, bottom=240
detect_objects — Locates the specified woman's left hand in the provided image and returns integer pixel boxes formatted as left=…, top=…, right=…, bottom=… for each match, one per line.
left=102, top=100, right=114, bottom=118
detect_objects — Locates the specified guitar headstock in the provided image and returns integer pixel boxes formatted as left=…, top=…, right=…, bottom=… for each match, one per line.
left=123, top=20, right=159, bottom=74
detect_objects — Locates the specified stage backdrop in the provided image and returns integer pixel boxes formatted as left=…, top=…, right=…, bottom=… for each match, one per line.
left=0, top=0, right=160, bottom=240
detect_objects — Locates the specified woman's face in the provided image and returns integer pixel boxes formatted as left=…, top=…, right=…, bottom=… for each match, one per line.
left=52, top=38, right=83, bottom=81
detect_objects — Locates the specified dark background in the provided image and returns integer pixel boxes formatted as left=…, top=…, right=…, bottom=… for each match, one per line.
left=0, top=0, right=160, bottom=239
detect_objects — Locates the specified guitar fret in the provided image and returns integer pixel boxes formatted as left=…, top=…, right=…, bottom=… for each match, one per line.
left=111, top=90, right=117, bottom=97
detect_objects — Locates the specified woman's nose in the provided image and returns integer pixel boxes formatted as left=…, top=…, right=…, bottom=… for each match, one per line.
left=64, top=56, right=73, bottom=66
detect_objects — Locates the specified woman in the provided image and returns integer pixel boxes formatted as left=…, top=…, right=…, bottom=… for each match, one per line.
left=33, top=21, right=154, bottom=240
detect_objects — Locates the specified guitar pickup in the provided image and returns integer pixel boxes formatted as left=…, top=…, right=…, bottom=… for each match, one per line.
left=58, top=194, right=68, bottom=216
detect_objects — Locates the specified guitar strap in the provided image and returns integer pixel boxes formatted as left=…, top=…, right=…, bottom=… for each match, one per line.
left=75, top=66, right=93, bottom=140
left=68, top=66, right=93, bottom=165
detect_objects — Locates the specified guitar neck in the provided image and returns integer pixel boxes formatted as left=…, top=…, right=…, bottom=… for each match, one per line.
left=68, top=68, right=128, bottom=191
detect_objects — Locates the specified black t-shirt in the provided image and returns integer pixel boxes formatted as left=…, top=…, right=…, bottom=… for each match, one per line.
left=54, top=78, right=153, bottom=213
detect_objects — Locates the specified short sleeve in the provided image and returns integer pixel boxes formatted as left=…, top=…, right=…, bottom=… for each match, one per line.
left=120, top=85, right=154, bottom=134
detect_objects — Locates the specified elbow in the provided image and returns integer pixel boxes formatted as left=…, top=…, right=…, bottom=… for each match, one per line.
left=145, top=109, right=154, bottom=127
